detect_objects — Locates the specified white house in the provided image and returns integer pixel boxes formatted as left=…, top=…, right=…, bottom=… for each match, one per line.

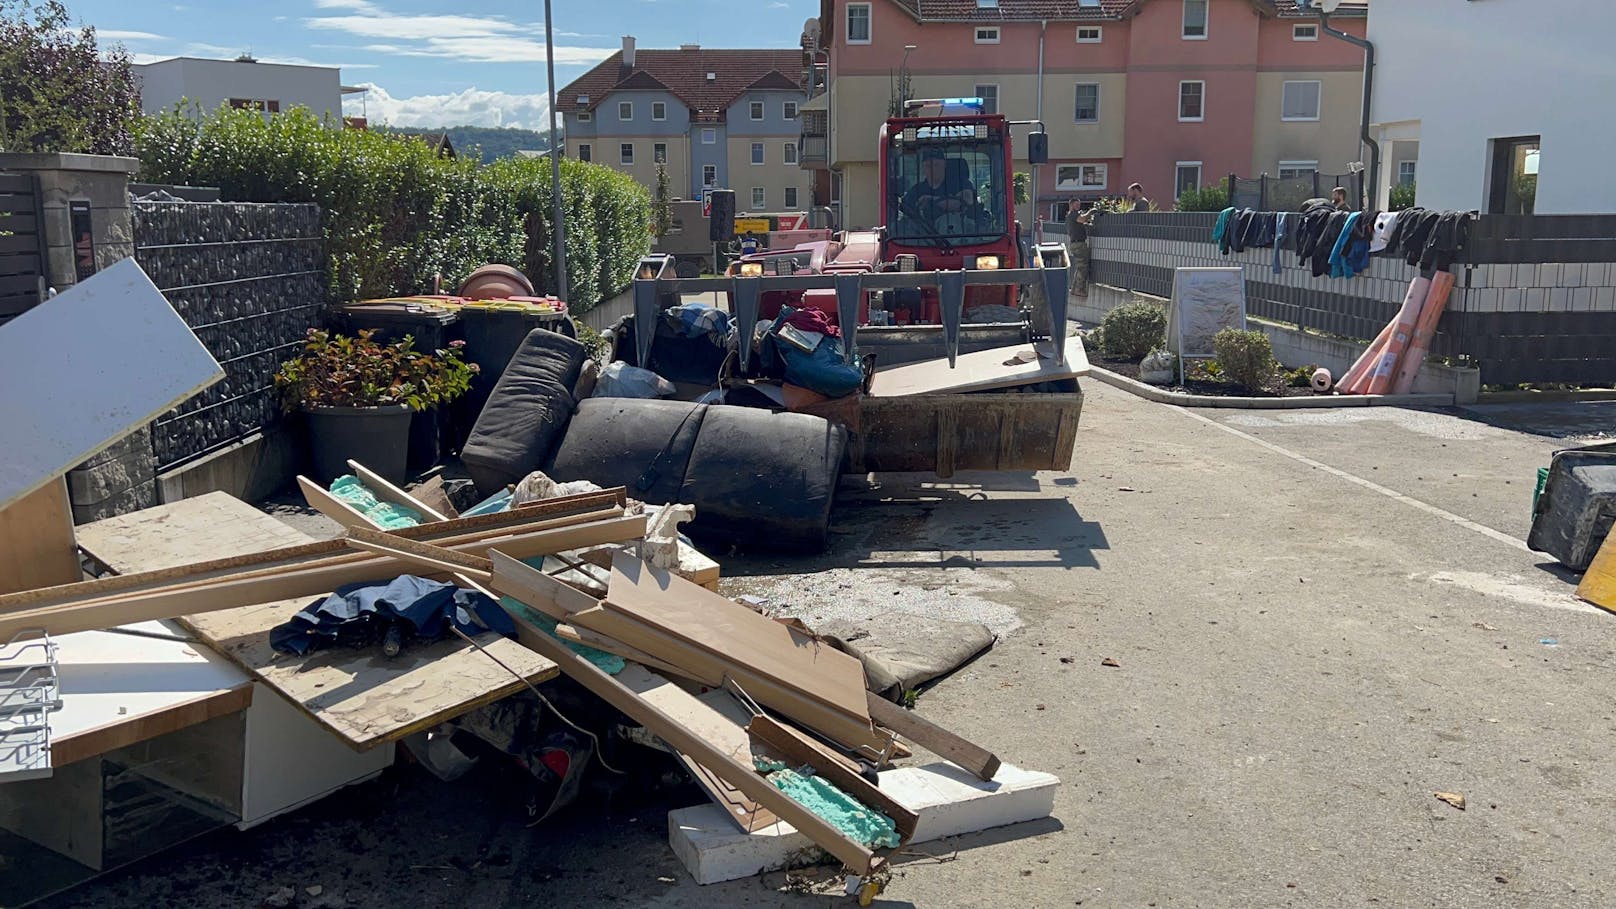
left=134, top=56, right=360, bottom=123
left=1368, top=0, right=1616, bottom=215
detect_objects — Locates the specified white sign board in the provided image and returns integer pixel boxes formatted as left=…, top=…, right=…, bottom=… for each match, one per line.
left=0, top=258, right=224, bottom=511
left=1167, top=267, right=1246, bottom=358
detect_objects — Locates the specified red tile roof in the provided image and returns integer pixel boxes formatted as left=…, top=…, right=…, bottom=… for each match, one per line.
left=556, top=48, right=806, bottom=120
left=877, top=0, right=1363, bottom=21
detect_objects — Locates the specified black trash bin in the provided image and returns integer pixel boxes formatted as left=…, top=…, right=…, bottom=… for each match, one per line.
left=454, top=298, right=574, bottom=438
left=338, top=299, right=463, bottom=470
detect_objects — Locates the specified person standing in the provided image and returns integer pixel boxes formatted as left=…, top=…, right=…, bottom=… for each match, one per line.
left=1127, top=183, right=1151, bottom=212
left=1331, top=186, right=1352, bottom=211
left=1064, top=204, right=1093, bottom=298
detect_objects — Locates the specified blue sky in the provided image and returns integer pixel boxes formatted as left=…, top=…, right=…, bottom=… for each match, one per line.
left=65, top=0, right=817, bottom=129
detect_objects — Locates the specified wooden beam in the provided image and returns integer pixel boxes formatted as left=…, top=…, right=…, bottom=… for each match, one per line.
left=497, top=610, right=882, bottom=875
left=346, top=460, right=450, bottom=522
left=865, top=692, right=1001, bottom=781
left=0, top=514, right=648, bottom=640
left=748, top=713, right=918, bottom=841
left=0, top=488, right=629, bottom=612
left=297, top=475, right=376, bottom=530
left=344, top=528, right=495, bottom=581
left=50, top=683, right=254, bottom=767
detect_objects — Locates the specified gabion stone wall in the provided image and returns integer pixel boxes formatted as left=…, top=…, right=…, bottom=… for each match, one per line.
left=133, top=202, right=324, bottom=470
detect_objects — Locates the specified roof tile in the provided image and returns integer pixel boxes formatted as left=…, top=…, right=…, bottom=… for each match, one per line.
left=557, top=48, right=806, bottom=118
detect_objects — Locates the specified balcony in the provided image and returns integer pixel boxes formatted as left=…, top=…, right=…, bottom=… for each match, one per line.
left=799, top=109, right=828, bottom=168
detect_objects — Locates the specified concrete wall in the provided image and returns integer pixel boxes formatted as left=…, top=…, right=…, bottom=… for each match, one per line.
left=1368, top=0, right=1616, bottom=213
left=1250, top=70, right=1364, bottom=177
left=134, top=58, right=344, bottom=121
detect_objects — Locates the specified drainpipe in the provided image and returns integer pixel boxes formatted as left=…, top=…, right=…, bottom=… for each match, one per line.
left=1033, top=20, right=1046, bottom=241
left=1319, top=11, right=1379, bottom=209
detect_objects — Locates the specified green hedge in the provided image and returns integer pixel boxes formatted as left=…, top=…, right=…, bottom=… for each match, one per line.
left=133, top=106, right=650, bottom=309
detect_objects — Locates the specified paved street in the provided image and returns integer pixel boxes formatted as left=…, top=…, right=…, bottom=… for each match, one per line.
left=47, top=383, right=1616, bottom=909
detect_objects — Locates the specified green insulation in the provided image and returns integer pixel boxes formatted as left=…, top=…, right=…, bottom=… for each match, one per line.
left=500, top=596, right=626, bottom=675
left=754, top=759, right=901, bottom=848
left=328, top=475, right=423, bottom=529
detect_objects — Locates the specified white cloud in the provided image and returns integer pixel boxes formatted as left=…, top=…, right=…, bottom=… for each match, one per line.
left=98, top=29, right=166, bottom=41
left=304, top=1, right=615, bottom=65
left=345, top=82, right=553, bottom=130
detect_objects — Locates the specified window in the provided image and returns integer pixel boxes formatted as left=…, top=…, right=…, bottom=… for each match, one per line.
left=577, top=143, right=591, bottom=163
left=701, top=127, right=717, bottom=144
left=784, top=100, right=798, bottom=119
left=785, top=186, right=799, bottom=208
left=1055, top=163, right=1108, bottom=191
left=1398, top=160, right=1417, bottom=186
left=1277, top=160, right=1317, bottom=180
left=1182, top=0, right=1207, bottom=38
left=229, top=98, right=281, bottom=113
left=750, top=100, right=765, bottom=120
left=654, top=142, right=667, bottom=164
left=1293, top=23, right=1318, bottom=41
left=751, top=142, right=765, bottom=165
left=619, top=143, right=635, bottom=165
left=1076, top=26, right=1102, bottom=42
left=1488, top=135, right=1540, bottom=215
left=1281, top=80, right=1321, bottom=121
left=751, top=187, right=766, bottom=210
left=702, top=164, right=717, bottom=187
left=1178, top=80, right=1204, bottom=121
left=846, top=2, right=871, bottom=43
left=577, top=111, right=593, bottom=122
left=974, top=84, right=999, bottom=116
left=975, top=26, right=1000, bottom=44
left=618, top=101, right=633, bottom=120
left=1175, top=161, right=1203, bottom=195
left=652, top=101, right=667, bottom=120
left=1074, top=83, right=1100, bottom=122
left=784, top=141, right=798, bottom=165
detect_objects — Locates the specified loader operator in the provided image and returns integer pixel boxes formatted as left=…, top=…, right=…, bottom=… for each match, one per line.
left=902, top=146, right=977, bottom=218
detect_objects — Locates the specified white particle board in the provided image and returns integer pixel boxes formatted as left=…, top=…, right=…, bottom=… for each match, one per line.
left=0, top=258, right=223, bottom=512
left=870, top=335, right=1089, bottom=397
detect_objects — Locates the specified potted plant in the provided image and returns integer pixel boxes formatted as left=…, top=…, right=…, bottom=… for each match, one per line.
left=275, top=329, right=477, bottom=484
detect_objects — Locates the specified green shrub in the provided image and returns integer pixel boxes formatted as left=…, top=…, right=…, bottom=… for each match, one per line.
left=1389, top=181, right=1417, bottom=211
left=1099, top=302, right=1167, bottom=359
left=133, top=106, right=650, bottom=310
left=1212, top=328, right=1278, bottom=391
left=1176, top=183, right=1230, bottom=212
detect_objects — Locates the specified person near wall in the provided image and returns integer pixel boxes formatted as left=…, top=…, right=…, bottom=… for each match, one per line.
left=1126, top=183, right=1151, bottom=212
left=1064, top=205, right=1093, bottom=298
left=1331, top=186, right=1352, bottom=212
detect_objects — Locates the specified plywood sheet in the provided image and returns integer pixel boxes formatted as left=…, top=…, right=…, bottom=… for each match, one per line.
left=0, top=258, right=223, bottom=511
left=869, top=334, right=1089, bottom=397
left=1577, top=531, right=1616, bottom=612
left=0, top=476, right=79, bottom=595
left=77, top=494, right=558, bottom=750
left=604, top=553, right=869, bottom=719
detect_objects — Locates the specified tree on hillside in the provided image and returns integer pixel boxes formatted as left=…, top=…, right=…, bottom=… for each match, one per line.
left=0, top=0, right=140, bottom=155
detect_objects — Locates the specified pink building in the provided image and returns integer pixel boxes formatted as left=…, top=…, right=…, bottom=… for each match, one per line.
left=803, top=0, right=1367, bottom=228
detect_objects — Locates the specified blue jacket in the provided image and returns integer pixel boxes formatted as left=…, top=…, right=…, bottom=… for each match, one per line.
left=1328, top=211, right=1366, bottom=279
left=1213, top=207, right=1235, bottom=254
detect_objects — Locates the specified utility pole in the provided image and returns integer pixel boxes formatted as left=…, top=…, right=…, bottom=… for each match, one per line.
left=543, top=0, right=569, bottom=299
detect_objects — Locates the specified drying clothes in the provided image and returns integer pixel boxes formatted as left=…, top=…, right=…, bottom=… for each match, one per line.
left=1328, top=211, right=1370, bottom=279
left=1397, top=209, right=1442, bottom=266
left=1420, top=210, right=1473, bottom=270
left=1240, top=211, right=1276, bottom=250
left=1310, top=211, right=1351, bottom=277
left=1229, top=208, right=1252, bottom=253
left=1273, top=212, right=1290, bottom=274
left=1381, top=206, right=1424, bottom=256
left=1294, top=204, right=1336, bottom=264
left=1213, top=207, right=1236, bottom=253
left=1370, top=210, right=1401, bottom=254
left=270, top=575, right=515, bottom=656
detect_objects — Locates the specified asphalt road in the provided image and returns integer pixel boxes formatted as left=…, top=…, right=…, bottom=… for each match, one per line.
left=39, top=382, right=1616, bottom=909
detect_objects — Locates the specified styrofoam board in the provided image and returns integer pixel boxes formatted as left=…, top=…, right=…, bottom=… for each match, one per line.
left=0, top=258, right=224, bottom=511
left=668, top=762, right=1058, bottom=884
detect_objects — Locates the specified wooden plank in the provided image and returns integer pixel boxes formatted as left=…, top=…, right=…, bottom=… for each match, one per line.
left=344, top=526, right=495, bottom=579
left=71, top=495, right=566, bottom=750
left=495, top=610, right=882, bottom=876
left=22, top=488, right=627, bottom=611
left=0, top=173, right=34, bottom=193
left=0, top=216, right=38, bottom=237
left=297, top=475, right=376, bottom=530
left=0, top=476, right=80, bottom=595
left=0, top=514, right=648, bottom=640
left=866, top=692, right=1001, bottom=781
left=0, top=251, right=41, bottom=274
left=748, top=714, right=918, bottom=840
left=869, top=334, right=1089, bottom=397
left=602, top=552, right=870, bottom=720
left=51, top=683, right=254, bottom=767
left=0, top=193, right=37, bottom=214
left=1576, top=531, right=1616, bottom=613
left=0, top=259, right=224, bottom=512
left=346, top=460, right=450, bottom=522
left=0, top=234, right=39, bottom=254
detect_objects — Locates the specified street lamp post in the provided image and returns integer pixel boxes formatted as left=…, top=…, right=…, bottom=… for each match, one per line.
left=542, top=0, right=568, bottom=300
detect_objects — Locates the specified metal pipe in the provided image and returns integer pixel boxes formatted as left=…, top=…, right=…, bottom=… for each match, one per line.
left=1033, top=20, right=1046, bottom=242
left=543, top=0, right=569, bottom=300
left=1320, top=11, right=1379, bottom=209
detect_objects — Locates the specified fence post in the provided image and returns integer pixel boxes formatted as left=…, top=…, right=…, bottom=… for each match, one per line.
left=1258, top=175, right=1268, bottom=212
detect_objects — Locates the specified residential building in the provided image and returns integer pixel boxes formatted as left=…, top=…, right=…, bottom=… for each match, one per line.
left=1369, top=0, right=1611, bottom=215
left=133, top=56, right=360, bottom=122
left=557, top=38, right=811, bottom=212
left=804, top=0, right=1366, bottom=228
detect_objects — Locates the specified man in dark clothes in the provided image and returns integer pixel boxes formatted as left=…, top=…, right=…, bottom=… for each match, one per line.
left=902, top=147, right=976, bottom=216
left=1127, top=182, right=1151, bottom=212
left=1332, top=186, right=1352, bottom=211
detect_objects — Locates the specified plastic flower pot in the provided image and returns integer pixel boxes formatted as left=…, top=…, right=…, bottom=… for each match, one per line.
left=304, top=404, right=413, bottom=485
